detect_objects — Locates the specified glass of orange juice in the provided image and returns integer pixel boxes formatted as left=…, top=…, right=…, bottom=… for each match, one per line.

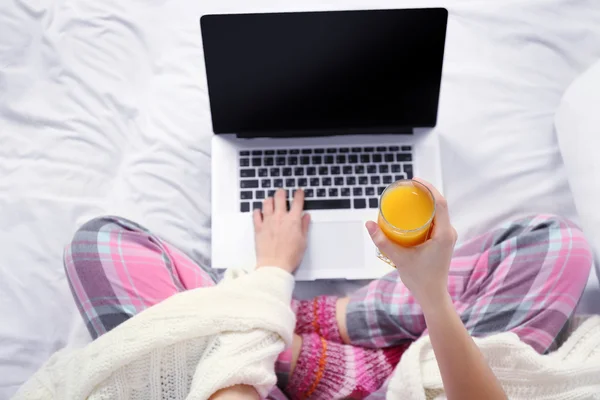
left=377, top=179, right=436, bottom=266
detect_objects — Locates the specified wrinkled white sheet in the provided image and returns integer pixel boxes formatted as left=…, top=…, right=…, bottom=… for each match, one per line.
left=1, top=0, right=600, bottom=397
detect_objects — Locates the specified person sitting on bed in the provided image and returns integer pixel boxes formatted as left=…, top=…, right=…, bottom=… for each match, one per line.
left=16, top=179, right=592, bottom=399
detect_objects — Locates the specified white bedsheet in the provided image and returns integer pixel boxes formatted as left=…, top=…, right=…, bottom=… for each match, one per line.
left=2, top=0, right=600, bottom=397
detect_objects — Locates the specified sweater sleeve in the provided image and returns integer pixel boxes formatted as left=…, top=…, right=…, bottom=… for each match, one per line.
left=187, top=267, right=296, bottom=399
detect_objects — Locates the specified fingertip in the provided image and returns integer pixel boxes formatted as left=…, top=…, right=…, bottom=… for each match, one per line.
left=365, top=221, right=378, bottom=236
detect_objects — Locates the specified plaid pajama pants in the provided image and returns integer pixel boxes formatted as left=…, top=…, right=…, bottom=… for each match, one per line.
left=64, top=214, right=591, bottom=399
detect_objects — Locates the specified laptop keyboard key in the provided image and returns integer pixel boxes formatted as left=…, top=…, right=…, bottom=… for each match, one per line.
left=384, top=154, right=394, bottom=162
left=351, top=147, right=362, bottom=153
left=305, top=188, right=314, bottom=198
left=359, top=176, right=368, bottom=185
left=354, top=165, right=365, bottom=174
left=241, top=180, right=259, bottom=189
left=258, top=168, right=268, bottom=177
left=276, top=157, right=286, bottom=166
left=240, top=158, right=250, bottom=167
left=343, top=166, right=353, bottom=175
left=300, top=156, right=310, bottom=165
left=315, top=149, right=325, bottom=154
left=241, top=191, right=252, bottom=200
left=383, top=175, right=393, bottom=184
left=370, top=176, right=381, bottom=185
left=307, top=167, right=316, bottom=176
left=294, top=167, right=304, bottom=176
left=318, top=166, right=328, bottom=175
left=389, top=146, right=400, bottom=151
left=376, top=146, right=387, bottom=152
left=366, top=187, right=375, bottom=196
left=277, top=150, right=287, bottom=155
left=367, top=165, right=377, bottom=174
left=286, top=178, right=296, bottom=187
left=324, top=156, right=334, bottom=164
left=301, top=149, right=312, bottom=154
left=396, top=153, right=412, bottom=162
left=240, top=151, right=250, bottom=156
left=395, top=174, right=405, bottom=181
left=401, top=145, right=412, bottom=151
left=265, top=150, right=275, bottom=155
left=353, top=187, right=363, bottom=196
left=261, top=179, right=271, bottom=188
left=329, top=188, right=338, bottom=197
left=379, top=165, right=389, bottom=173
left=304, top=199, right=351, bottom=210
left=241, top=202, right=250, bottom=212
left=326, top=148, right=337, bottom=154
left=360, top=154, right=370, bottom=163
left=264, top=157, right=274, bottom=166
left=341, top=187, right=350, bottom=197
left=331, top=166, right=340, bottom=175
left=369, top=198, right=379, bottom=208
left=336, top=155, right=347, bottom=164
left=298, top=178, right=308, bottom=187
left=372, top=154, right=382, bottom=163
left=334, top=177, right=344, bottom=186
left=378, top=186, right=386, bottom=195
left=317, top=188, right=327, bottom=197
left=290, top=149, right=300, bottom=155
left=270, top=168, right=280, bottom=177
left=288, top=157, right=298, bottom=165
left=282, top=168, right=292, bottom=176
left=268, top=190, right=276, bottom=197
left=392, top=164, right=401, bottom=173
left=322, top=177, right=332, bottom=186
left=312, top=156, right=322, bottom=165
left=354, top=198, right=366, bottom=209
left=340, top=148, right=350, bottom=153
left=253, top=202, right=262, bottom=210
left=348, top=155, right=358, bottom=163
left=310, top=178, right=320, bottom=186
left=256, top=190, right=265, bottom=199
left=403, top=164, right=414, bottom=179
left=346, top=176, right=356, bottom=185
left=274, top=179, right=283, bottom=188
left=240, top=169, right=255, bottom=178
left=252, top=158, right=262, bottom=167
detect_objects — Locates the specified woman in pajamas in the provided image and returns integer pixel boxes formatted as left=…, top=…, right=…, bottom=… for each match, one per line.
left=64, top=179, right=592, bottom=399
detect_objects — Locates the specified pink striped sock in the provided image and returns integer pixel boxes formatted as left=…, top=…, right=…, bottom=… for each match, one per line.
left=286, top=333, right=409, bottom=400
left=292, top=296, right=343, bottom=342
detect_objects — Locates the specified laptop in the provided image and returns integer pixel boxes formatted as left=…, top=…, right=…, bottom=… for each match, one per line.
left=200, top=8, right=448, bottom=280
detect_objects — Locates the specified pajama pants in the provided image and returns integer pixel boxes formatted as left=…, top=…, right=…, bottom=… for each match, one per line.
left=64, top=214, right=592, bottom=399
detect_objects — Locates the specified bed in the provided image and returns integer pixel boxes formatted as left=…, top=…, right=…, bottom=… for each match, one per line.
left=1, top=0, right=600, bottom=397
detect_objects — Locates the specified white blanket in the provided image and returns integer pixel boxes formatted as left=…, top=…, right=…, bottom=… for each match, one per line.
left=389, top=317, right=600, bottom=399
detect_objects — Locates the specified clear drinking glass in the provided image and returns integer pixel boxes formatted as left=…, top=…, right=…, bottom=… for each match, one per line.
left=376, top=179, right=436, bottom=267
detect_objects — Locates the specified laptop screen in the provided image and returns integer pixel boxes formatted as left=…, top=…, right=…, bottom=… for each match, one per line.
left=200, top=9, right=447, bottom=136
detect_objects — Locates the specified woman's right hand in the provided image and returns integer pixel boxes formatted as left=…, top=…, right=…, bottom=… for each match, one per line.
left=365, top=178, right=457, bottom=308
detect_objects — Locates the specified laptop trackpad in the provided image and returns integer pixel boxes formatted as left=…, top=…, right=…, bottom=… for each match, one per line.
left=296, top=221, right=364, bottom=280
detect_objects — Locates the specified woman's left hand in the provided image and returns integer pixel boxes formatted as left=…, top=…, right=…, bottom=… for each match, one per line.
left=253, top=189, right=311, bottom=274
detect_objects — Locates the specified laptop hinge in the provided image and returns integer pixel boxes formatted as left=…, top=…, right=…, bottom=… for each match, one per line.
left=235, top=128, right=414, bottom=139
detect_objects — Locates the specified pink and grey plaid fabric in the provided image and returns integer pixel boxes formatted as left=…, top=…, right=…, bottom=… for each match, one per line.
left=64, top=214, right=591, bottom=400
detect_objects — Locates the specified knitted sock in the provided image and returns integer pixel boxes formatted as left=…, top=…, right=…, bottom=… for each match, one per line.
left=286, top=333, right=409, bottom=399
left=275, top=345, right=294, bottom=389
left=292, top=296, right=343, bottom=343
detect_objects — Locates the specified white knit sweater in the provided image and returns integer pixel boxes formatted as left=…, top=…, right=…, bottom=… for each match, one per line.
left=388, top=316, right=600, bottom=400
left=13, top=267, right=296, bottom=400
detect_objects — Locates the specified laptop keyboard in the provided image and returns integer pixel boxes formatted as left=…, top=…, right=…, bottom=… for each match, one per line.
left=238, top=146, right=414, bottom=212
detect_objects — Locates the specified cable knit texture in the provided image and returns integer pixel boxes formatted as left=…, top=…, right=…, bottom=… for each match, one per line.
left=13, top=267, right=296, bottom=400
left=287, top=333, right=407, bottom=399
left=388, top=316, right=600, bottom=400
left=293, top=296, right=343, bottom=342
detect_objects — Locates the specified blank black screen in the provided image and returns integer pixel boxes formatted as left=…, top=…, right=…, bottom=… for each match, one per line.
left=200, top=9, right=447, bottom=135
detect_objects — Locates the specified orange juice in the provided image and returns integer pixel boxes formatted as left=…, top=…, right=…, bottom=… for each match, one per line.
left=378, top=181, right=435, bottom=247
